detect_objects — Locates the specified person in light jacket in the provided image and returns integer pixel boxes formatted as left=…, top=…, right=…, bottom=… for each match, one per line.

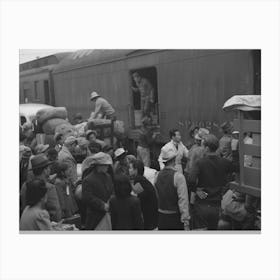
left=58, top=136, right=78, bottom=187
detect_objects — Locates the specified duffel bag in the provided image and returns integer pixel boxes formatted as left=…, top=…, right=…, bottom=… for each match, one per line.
left=36, top=107, right=67, bottom=125
left=42, top=118, right=69, bottom=135
left=88, top=118, right=111, bottom=127
left=55, top=122, right=75, bottom=137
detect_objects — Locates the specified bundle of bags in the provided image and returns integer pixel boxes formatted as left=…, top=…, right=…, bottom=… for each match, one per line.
left=36, top=107, right=75, bottom=137
left=87, top=118, right=125, bottom=138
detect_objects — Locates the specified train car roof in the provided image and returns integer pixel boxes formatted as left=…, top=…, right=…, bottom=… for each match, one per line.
left=53, top=49, right=160, bottom=73
left=20, top=52, right=73, bottom=72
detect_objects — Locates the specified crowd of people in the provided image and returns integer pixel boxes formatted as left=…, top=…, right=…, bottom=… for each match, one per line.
left=19, top=114, right=261, bottom=231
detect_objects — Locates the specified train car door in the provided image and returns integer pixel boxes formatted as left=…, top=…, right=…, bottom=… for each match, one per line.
left=129, top=67, right=159, bottom=127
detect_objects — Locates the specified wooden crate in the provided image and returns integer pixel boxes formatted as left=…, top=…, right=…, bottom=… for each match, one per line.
left=230, top=111, right=261, bottom=197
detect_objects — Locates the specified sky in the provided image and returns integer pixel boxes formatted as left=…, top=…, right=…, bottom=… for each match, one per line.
left=19, top=49, right=77, bottom=63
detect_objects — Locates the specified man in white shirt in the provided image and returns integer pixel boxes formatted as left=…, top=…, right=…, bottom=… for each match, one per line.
left=158, top=129, right=189, bottom=173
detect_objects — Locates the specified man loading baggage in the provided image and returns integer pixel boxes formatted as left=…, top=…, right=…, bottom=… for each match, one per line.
left=89, top=91, right=116, bottom=120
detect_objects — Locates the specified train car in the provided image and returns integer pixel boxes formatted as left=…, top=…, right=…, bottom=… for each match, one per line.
left=51, top=49, right=260, bottom=144
left=19, top=52, right=72, bottom=105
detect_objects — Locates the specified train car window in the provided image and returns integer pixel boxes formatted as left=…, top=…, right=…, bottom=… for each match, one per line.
left=44, top=80, right=50, bottom=104
left=23, top=88, right=31, bottom=103
left=34, top=81, right=39, bottom=101
left=130, top=67, right=159, bottom=127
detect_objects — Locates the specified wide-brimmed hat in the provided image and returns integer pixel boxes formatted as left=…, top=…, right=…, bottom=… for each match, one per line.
left=34, top=144, right=49, bottom=155
left=232, top=130, right=239, bottom=135
left=161, top=147, right=177, bottom=163
left=31, top=154, right=52, bottom=170
left=82, top=152, right=112, bottom=172
left=89, top=91, right=100, bottom=100
left=194, top=128, right=210, bottom=140
left=114, top=148, right=126, bottom=159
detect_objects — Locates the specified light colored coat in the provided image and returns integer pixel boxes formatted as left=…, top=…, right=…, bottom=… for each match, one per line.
left=58, top=146, right=78, bottom=186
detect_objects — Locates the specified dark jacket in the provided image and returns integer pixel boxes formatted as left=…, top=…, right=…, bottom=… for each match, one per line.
left=82, top=170, right=113, bottom=230
left=155, top=168, right=179, bottom=212
left=109, top=195, right=144, bottom=230
left=189, top=154, right=239, bottom=204
left=21, top=180, right=62, bottom=222
left=134, top=175, right=158, bottom=229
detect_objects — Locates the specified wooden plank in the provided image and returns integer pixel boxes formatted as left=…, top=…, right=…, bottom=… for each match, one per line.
left=229, top=182, right=261, bottom=197
left=238, top=112, right=244, bottom=186
left=243, top=167, right=261, bottom=188
left=234, top=119, right=261, bottom=133
left=244, top=144, right=261, bottom=157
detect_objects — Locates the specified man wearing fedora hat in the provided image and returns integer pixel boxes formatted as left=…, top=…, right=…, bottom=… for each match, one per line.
left=82, top=152, right=114, bottom=230
left=20, top=154, right=62, bottom=222
left=155, top=146, right=190, bottom=230
left=89, top=91, right=116, bottom=120
left=58, top=136, right=78, bottom=187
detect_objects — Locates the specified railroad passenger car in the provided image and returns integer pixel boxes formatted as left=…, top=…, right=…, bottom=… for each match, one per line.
left=51, top=49, right=260, bottom=142
left=19, top=52, right=72, bottom=105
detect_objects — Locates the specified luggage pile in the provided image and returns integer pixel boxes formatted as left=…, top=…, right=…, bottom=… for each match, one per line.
left=36, top=107, right=75, bottom=145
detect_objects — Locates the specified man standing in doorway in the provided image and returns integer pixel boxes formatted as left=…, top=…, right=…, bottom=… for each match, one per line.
left=158, top=129, right=189, bottom=174
left=131, top=72, right=155, bottom=119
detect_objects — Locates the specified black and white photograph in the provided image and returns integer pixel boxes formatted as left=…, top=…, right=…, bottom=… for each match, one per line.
left=19, top=49, right=261, bottom=232
left=1, top=1, right=280, bottom=280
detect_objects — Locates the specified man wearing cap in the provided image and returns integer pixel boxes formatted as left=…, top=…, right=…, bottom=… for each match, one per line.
left=20, top=154, right=62, bottom=222
left=82, top=152, right=114, bottom=230
left=113, top=148, right=129, bottom=176
left=158, top=129, right=189, bottom=174
left=58, top=136, right=78, bottom=187
left=89, top=91, right=116, bottom=120
left=155, top=147, right=190, bottom=230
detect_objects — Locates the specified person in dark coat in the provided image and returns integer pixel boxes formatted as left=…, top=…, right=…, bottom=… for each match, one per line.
left=129, top=159, right=158, bottom=230
left=20, top=155, right=62, bottom=222
left=189, top=134, right=239, bottom=230
left=109, top=174, right=144, bottom=230
left=82, top=152, right=114, bottom=230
